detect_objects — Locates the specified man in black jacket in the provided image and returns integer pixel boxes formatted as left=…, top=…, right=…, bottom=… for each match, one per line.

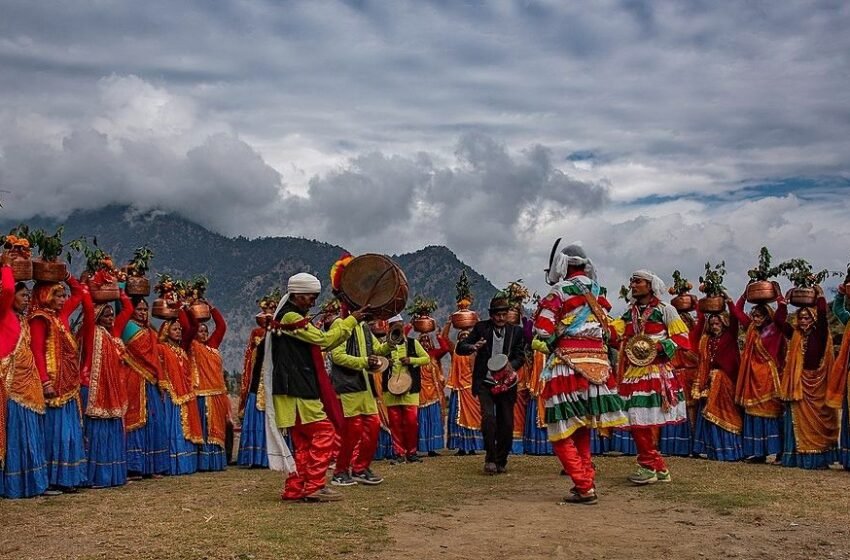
left=456, top=293, right=525, bottom=474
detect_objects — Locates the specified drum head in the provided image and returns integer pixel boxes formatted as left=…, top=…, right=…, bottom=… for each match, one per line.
left=339, top=254, right=409, bottom=320
left=387, top=371, right=413, bottom=395
left=487, top=353, right=508, bottom=372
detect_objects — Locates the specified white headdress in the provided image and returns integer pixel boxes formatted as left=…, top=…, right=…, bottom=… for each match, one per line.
left=628, top=269, right=666, bottom=303
left=545, top=239, right=596, bottom=284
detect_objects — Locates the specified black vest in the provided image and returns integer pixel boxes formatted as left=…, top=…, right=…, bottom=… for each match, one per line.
left=382, top=338, right=423, bottom=394
left=330, top=325, right=374, bottom=395
left=270, top=301, right=320, bottom=399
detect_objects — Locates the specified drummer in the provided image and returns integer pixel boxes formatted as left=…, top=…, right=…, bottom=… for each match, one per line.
left=328, top=307, right=386, bottom=487
left=378, top=315, right=430, bottom=463
left=456, top=293, right=526, bottom=475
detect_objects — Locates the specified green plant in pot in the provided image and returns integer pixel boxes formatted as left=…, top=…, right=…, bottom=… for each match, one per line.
left=668, top=270, right=696, bottom=313
left=697, top=261, right=727, bottom=313
left=407, top=295, right=438, bottom=333
left=30, top=227, right=69, bottom=282
left=777, top=258, right=836, bottom=307
left=744, top=247, right=782, bottom=303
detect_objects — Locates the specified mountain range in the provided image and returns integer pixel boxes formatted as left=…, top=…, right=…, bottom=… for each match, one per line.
left=2, top=206, right=498, bottom=373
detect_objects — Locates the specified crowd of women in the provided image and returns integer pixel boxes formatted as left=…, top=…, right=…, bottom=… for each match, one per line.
left=0, top=251, right=230, bottom=499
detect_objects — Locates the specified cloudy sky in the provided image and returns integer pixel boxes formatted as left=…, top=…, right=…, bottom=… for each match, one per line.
left=2, top=0, right=849, bottom=300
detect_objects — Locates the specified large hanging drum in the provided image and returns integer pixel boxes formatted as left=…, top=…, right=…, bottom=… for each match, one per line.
left=338, top=253, right=408, bottom=320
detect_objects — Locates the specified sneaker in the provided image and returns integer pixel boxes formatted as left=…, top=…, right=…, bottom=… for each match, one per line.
left=351, top=469, right=384, bottom=486
left=484, top=462, right=498, bottom=475
left=330, top=473, right=358, bottom=487
left=303, top=487, right=344, bottom=502
left=656, top=470, right=672, bottom=483
left=406, top=454, right=422, bottom=463
left=627, top=466, right=658, bottom=485
left=559, top=489, right=598, bottom=505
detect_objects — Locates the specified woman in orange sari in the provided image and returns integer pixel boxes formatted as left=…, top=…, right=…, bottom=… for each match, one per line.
left=181, top=304, right=229, bottom=471
left=28, top=275, right=86, bottom=492
left=158, top=314, right=204, bottom=475
left=237, top=314, right=270, bottom=468
left=446, top=328, right=484, bottom=455
left=417, top=328, right=450, bottom=456
left=731, top=291, right=786, bottom=462
left=831, top=284, right=850, bottom=469
left=690, top=303, right=743, bottom=461
left=122, top=297, right=168, bottom=478
left=777, top=286, right=837, bottom=469
left=78, top=287, right=132, bottom=487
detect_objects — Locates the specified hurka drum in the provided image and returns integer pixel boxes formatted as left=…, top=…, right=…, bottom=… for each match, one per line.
left=338, top=253, right=408, bottom=320
left=387, top=368, right=412, bottom=396
left=485, top=353, right=518, bottom=395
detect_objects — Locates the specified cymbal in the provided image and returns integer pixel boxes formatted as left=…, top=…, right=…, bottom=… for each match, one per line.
left=367, top=356, right=390, bottom=373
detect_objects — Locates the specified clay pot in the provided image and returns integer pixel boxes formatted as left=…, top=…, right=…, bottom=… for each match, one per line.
left=451, top=308, right=479, bottom=330
left=412, top=316, right=436, bottom=334
left=10, top=254, right=33, bottom=281
left=126, top=276, right=151, bottom=297
left=32, top=259, right=67, bottom=283
left=745, top=280, right=777, bottom=304
left=789, top=287, right=817, bottom=307
left=90, top=281, right=120, bottom=303
left=671, top=294, right=697, bottom=313
left=152, top=298, right=178, bottom=320
left=190, top=301, right=212, bottom=323
left=505, top=308, right=521, bottom=325
left=697, top=295, right=726, bottom=313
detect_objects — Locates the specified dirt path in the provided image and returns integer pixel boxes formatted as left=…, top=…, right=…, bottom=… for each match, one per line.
left=379, top=486, right=850, bottom=560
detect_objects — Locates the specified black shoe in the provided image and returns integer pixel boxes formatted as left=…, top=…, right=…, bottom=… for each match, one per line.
left=560, top=489, right=598, bottom=505
left=330, top=473, right=357, bottom=487
left=428, top=451, right=440, bottom=457
left=468, top=450, right=476, bottom=456
left=406, top=454, right=422, bottom=463
left=484, top=462, right=498, bottom=475
left=351, top=469, right=384, bottom=486
left=455, top=450, right=467, bottom=456
left=496, top=465, right=507, bottom=474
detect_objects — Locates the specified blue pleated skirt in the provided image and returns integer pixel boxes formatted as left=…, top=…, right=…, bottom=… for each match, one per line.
left=163, top=398, right=197, bottom=475
left=1, top=401, right=48, bottom=498
left=44, top=398, right=87, bottom=488
left=237, top=393, right=268, bottom=467
left=446, top=391, right=483, bottom=452
left=417, top=401, right=445, bottom=453
left=589, top=428, right=611, bottom=455
left=692, top=412, right=743, bottom=461
left=741, top=413, right=782, bottom=458
left=658, top=416, right=692, bottom=456
left=782, top=408, right=836, bottom=469
left=522, top=398, right=552, bottom=455
left=127, top=382, right=169, bottom=475
left=84, top=416, right=127, bottom=488
left=610, top=428, right=637, bottom=455
left=372, top=426, right=395, bottom=460
left=196, top=396, right=226, bottom=472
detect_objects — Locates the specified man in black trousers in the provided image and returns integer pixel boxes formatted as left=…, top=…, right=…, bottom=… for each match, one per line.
left=456, top=293, right=526, bottom=475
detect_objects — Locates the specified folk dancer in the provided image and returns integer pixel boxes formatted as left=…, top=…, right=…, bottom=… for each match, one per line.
left=732, top=289, right=786, bottom=462
left=328, top=313, right=385, bottom=486
left=777, top=286, right=837, bottom=469
left=263, top=273, right=364, bottom=502
left=237, top=311, right=271, bottom=468
left=445, top=327, right=483, bottom=455
left=29, top=275, right=87, bottom=493
left=456, top=293, right=525, bottom=475
left=379, top=315, right=430, bottom=464
left=182, top=304, right=229, bottom=472
left=0, top=261, right=48, bottom=498
left=691, top=300, right=744, bottom=461
left=534, top=243, right=627, bottom=503
left=417, top=327, right=450, bottom=456
left=609, top=270, right=690, bottom=485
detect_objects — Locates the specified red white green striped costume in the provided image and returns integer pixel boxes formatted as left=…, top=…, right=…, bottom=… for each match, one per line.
left=534, top=273, right=627, bottom=443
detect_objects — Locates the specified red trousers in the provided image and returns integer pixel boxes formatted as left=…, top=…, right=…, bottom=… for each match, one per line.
left=387, top=405, right=418, bottom=457
left=281, top=418, right=336, bottom=500
left=335, top=413, right=380, bottom=474
left=552, top=427, right=595, bottom=493
left=632, top=426, right=667, bottom=471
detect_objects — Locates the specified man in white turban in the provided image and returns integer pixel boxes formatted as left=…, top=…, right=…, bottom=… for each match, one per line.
left=262, top=272, right=369, bottom=502
left=609, top=269, right=691, bottom=486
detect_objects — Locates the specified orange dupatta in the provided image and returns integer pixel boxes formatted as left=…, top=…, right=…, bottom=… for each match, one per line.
left=86, top=326, right=129, bottom=418
left=190, top=340, right=228, bottom=448
left=447, top=351, right=481, bottom=430
left=239, top=328, right=266, bottom=418
left=827, top=322, right=850, bottom=410
left=159, top=343, right=204, bottom=444
left=736, top=324, right=783, bottom=418
left=781, top=329, right=838, bottom=453
left=696, top=334, right=743, bottom=434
